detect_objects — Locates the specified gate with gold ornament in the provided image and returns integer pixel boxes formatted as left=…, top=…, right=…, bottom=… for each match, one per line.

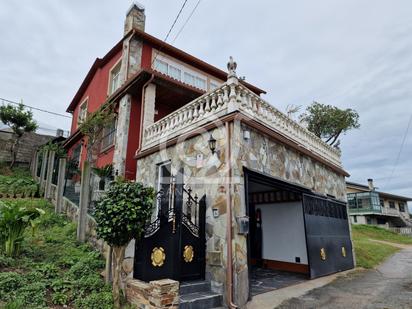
left=133, top=169, right=206, bottom=282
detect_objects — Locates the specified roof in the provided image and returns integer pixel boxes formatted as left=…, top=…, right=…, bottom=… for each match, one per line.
left=66, top=39, right=124, bottom=113
left=66, top=28, right=265, bottom=113
left=346, top=181, right=412, bottom=201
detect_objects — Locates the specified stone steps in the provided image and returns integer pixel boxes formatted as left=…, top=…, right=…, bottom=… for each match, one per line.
left=179, top=280, right=223, bottom=309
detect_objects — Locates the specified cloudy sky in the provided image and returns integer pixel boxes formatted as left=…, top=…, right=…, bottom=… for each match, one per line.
left=1, top=0, right=411, bottom=199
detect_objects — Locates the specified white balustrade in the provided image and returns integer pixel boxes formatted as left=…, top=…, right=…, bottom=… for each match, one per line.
left=142, top=79, right=342, bottom=168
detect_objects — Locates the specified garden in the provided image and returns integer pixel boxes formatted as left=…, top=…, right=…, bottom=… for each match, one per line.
left=0, top=198, right=113, bottom=309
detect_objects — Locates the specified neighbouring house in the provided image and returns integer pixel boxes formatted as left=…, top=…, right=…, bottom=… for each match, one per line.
left=347, top=179, right=412, bottom=227
left=34, top=4, right=355, bottom=308
left=0, top=128, right=56, bottom=167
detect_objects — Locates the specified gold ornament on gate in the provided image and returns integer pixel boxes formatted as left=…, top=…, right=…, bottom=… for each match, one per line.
left=320, top=248, right=327, bottom=261
left=151, top=247, right=165, bottom=267
left=341, top=246, right=347, bottom=257
left=183, top=245, right=194, bottom=263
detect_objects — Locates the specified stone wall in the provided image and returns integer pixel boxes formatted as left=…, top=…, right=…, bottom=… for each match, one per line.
left=135, top=119, right=347, bottom=307
left=0, top=130, right=53, bottom=166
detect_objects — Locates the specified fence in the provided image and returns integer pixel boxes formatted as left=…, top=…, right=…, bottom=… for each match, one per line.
left=389, top=227, right=412, bottom=236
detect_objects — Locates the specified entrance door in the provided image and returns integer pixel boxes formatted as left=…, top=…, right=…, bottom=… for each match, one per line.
left=302, top=194, right=354, bottom=278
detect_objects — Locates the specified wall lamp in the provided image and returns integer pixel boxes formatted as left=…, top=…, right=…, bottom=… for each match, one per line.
left=208, top=135, right=217, bottom=155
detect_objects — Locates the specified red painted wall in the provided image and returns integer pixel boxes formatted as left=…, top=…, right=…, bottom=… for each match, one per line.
left=70, top=50, right=122, bottom=133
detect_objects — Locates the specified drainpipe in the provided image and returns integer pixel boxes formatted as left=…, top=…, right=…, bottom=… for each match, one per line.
left=225, top=121, right=238, bottom=309
left=136, top=74, right=155, bottom=154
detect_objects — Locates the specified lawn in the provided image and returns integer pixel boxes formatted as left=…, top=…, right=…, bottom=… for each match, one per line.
left=352, top=224, right=412, bottom=269
left=0, top=198, right=113, bottom=309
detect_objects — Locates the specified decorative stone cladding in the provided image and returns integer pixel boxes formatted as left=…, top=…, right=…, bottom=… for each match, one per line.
left=135, top=118, right=346, bottom=306
left=126, top=278, right=179, bottom=309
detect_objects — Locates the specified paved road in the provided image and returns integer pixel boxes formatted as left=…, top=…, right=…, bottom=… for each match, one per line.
left=278, top=248, right=412, bottom=309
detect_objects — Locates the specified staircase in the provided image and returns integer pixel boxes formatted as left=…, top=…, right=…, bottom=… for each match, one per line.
left=179, top=281, right=223, bottom=309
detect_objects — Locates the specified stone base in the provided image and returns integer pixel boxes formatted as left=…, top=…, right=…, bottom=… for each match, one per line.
left=126, top=278, right=179, bottom=309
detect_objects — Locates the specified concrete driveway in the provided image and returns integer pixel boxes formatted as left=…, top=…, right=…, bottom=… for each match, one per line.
left=277, top=247, right=412, bottom=309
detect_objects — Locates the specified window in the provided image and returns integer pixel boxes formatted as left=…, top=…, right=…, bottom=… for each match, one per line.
left=195, top=77, right=207, bottom=90
left=100, top=118, right=117, bottom=151
left=154, top=59, right=168, bottom=75
left=77, top=99, right=88, bottom=127
left=156, top=162, right=172, bottom=217
left=109, top=62, right=122, bottom=94
left=399, top=202, right=406, bottom=212
left=389, top=201, right=395, bottom=209
left=169, top=65, right=181, bottom=81
left=366, top=217, right=372, bottom=225
left=184, top=72, right=196, bottom=86
left=380, top=199, right=384, bottom=207
left=353, top=215, right=357, bottom=223
left=210, top=82, right=219, bottom=91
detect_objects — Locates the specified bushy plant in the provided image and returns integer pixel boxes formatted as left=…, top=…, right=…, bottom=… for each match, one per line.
left=74, top=291, right=113, bottom=309
left=67, top=251, right=105, bottom=279
left=0, top=200, right=45, bottom=256
left=17, top=281, right=47, bottom=307
left=52, top=292, right=69, bottom=306
left=0, top=272, right=26, bottom=301
left=94, top=180, right=154, bottom=308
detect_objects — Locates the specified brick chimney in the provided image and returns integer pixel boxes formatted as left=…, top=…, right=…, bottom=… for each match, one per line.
left=367, top=178, right=374, bottom=191
left=124, top=2, right=146, bottom=35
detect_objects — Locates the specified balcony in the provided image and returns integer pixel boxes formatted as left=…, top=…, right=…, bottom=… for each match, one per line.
left=348, top=192, right=404, bottom=218
left=141, top=74, right=342, bottom=168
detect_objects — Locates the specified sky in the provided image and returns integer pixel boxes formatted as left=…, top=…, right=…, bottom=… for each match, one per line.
left=0, top=0, right=411, bottom=200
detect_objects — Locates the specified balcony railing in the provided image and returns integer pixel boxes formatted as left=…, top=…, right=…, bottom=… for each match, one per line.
left=142, top=72, right=342, bottom=168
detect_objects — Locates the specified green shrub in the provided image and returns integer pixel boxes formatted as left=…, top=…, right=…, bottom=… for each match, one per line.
left=17, top=281, right=47, bottom=307
left=74, top=291, right=113, bottom=309
left=0, top=253, right=15, bottom=268
left=67, top=251, right=104, bottom=278
left=34, top=262, right=59, bottom=279
left=0, top=272, right=26, bottom=301
left=74, top=274, right=105, bottom=297
left=3, top=298, right=24, bottom=309
left=50, top=278, right=73, bottom=293
left=51, top=291, right=69, bottom=305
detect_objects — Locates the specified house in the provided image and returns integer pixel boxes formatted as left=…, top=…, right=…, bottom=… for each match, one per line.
left=36, top=3, right=355, bottom=308
left=347, top=179, right=412, bottom=227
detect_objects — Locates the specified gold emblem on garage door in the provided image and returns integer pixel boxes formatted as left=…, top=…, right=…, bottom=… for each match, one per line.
left=151, top=247, right=165, bottom=267
left=341, top=246, right=347, bottom=257
left=183, top=245, right=194, bottom=263
left=320, top=248, right=327, bottom=261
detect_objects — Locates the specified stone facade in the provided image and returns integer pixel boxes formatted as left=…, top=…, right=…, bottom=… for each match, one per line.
left=126, top=279, right=179, bottom=309
left=135, top=118, right=346, bottom=307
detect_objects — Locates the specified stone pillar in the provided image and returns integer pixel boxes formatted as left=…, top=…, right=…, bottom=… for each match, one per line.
left=39, top=150, right=48, bottom=192
left=77, top=160, right=91, bottom=242
left=56, top=157, right=67, bottom=214
left=124, top=3, right=146, bottom=35
left=45, top=151, right=56, bottom=199
left=143, top=83, right=156, bottom=130
left=113, top=95, right=132, bottom=177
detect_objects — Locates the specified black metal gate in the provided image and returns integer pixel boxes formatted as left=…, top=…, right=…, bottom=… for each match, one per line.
left=302, top=194, right=354, bottom=278
left=133, top=170, right=206, bottom=282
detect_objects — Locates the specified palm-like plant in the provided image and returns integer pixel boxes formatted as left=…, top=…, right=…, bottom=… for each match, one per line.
left=0, top=201, right=45, bottom=256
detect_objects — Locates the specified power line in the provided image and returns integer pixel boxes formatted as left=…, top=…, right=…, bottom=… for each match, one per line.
left=172, top=0, right=203, bottom=44
left=385, top=113, right=412, bottom=188
left=151, top=0, right=190, bottom=68
left=0, top=97, right=71, bottom=119
left=163, top=0, right=189, bottom=43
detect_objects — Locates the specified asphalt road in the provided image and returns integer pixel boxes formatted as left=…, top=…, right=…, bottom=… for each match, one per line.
left=278, top=248, right=412, bottom=309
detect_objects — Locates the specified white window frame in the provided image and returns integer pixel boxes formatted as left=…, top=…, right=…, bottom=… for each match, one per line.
left=77, top=98, right=88, bottom=128
left=108, top=59, right=122, bottom=95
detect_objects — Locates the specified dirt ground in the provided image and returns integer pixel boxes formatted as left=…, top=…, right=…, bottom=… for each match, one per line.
left=277, top=248, right=412, bottom=309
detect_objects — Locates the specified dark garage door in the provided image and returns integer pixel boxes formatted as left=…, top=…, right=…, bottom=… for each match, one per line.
left=303, top=194, right=354, bottom=279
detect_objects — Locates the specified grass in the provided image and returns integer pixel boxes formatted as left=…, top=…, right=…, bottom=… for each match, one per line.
left=0, top=199, right=113, bottom=309
left=352, top=224, right=412, bottom=269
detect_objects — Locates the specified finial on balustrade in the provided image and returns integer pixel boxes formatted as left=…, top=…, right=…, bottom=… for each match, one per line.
left=227, top=56, right=239, bottom=87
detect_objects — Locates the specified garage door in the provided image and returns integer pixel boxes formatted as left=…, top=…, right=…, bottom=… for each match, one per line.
left=303, top=194, right=354, bottom=279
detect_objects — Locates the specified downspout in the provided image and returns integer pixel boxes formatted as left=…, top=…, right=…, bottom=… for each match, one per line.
left=136, top=74, right=155, bottom=154
left=225, top=121, right=238, bottom=309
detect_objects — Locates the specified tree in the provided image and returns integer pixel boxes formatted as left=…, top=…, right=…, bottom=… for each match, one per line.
left=94, top=180, right=154, bottom=308
left=300, top=101, right=360, bottom=147
left=0, top=104, right=37, bottom=167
